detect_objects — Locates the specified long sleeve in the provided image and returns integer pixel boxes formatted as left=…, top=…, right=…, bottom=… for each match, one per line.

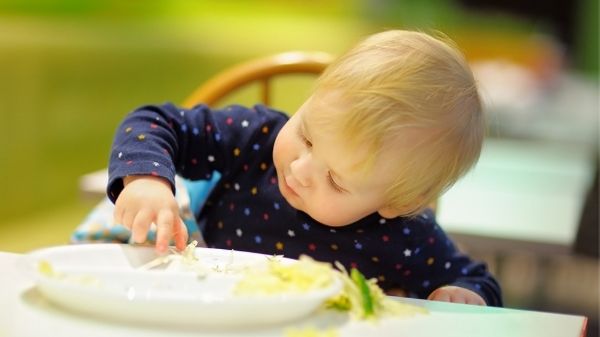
left=107, top=102, right=287, bottom=203
left=378, top=210, right=503, bottom=306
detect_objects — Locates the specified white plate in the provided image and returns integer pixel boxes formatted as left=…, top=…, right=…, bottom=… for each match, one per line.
left=21, top=244, right=341, bottom=328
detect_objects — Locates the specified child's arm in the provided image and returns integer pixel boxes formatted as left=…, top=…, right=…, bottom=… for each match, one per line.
left=106, top=103, right=288, bottom=252
left=106, top=103, right=218, bottom=253
left=114, top=175, right=188, bottom=253
left=383, top=209, right=503, bottom=306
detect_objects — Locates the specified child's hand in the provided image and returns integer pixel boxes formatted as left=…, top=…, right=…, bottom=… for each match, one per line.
left=114, top=175, right=188, bottom=253
left=427, top=286, right=486, bottom=305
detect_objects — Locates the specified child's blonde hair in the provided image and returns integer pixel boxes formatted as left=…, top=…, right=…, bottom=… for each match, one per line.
left=314, top=30, right=484, bottom=216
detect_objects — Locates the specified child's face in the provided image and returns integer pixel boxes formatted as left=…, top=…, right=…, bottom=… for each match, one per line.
left=273, top=92, right=402, bottom=227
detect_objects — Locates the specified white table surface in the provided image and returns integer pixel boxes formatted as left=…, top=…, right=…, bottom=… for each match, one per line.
left=0, top=251, right=588, bottom=337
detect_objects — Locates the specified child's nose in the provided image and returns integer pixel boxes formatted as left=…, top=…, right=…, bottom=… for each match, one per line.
left=290, top=153, right=314, bottom=187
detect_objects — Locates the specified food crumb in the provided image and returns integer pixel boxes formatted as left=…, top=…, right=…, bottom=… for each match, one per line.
left=284, top=326, right=339, bottom=337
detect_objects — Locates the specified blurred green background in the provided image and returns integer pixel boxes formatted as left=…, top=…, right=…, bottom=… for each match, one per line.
left=0, top=0, right=599, bottom=329
left=0, top=0, right=597, bottom=250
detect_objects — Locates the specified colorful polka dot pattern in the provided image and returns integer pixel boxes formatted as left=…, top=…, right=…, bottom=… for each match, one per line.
left=107, top=103, right=502, bottom=306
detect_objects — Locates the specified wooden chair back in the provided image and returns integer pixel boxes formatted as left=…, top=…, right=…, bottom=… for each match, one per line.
left=182, top=51, right=334, bottom=108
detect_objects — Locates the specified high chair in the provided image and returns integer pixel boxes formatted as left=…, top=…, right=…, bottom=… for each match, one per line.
left=182, top=51, right=334, bottom=108
left=74, top=51, right=334, bottom=244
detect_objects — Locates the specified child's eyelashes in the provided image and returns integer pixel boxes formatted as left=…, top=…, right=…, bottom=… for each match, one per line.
left=327, top=172, right=344, bottom=193
left=297, top=129, right=313, bottom=148
left=302, top=135, right=313, bottom=148
left=297, top=126, right=343, bottom=193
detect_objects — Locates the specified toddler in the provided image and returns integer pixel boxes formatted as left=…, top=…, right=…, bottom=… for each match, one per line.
left=107, top=30, right=502, bottom=306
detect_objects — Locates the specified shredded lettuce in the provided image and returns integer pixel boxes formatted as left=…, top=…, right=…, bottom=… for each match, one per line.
left=37, top=260, right=57, bottom=277
left=138, top=240, right=211, bottom=276
left=326, top=261, right=428, bottom=319
left=234, top=255, right=337, bottom=295
left=234, top=254, right=427, bottom=320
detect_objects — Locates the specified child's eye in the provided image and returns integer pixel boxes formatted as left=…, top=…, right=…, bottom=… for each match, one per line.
left=302, top=135, right=313, bottom=148
left=298, top=129, right=313, bottom=148
left=327, top=172, right=344, bottom=193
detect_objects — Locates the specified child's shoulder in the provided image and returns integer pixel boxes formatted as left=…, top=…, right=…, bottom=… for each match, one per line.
left=230, top=104, right=290, bottom=121
left=146, top=102, right=291, bottom=122
left=189, top=103, right=292, bottom=125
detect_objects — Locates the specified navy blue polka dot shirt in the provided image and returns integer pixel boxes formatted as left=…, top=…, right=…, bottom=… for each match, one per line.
left=107, top=103, right=502, bottom=306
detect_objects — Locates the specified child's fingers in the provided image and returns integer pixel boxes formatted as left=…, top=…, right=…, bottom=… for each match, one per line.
left=120, top=208, right=136, bottom=232
left=173, top=217, right=188, bottom=251
left=450, top=295, right=467, bottom=304
left=131, top=209, right=154, bottom=243
left=465, top=293, right=486, bottom=306
left=155, top=209, right=175, bottom=253
left=466, top=297, right=485, bottom=305
left=428, top=289, right=450, bottom=302
left=113, top=204, right=125, bottom=226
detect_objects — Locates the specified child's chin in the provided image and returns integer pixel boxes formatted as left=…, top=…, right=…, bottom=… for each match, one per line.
left=306, top=211, right=351, bottom=228
left=278, top=185, right=302, bottom=209
left=285, top=197, right=304, bottom=213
